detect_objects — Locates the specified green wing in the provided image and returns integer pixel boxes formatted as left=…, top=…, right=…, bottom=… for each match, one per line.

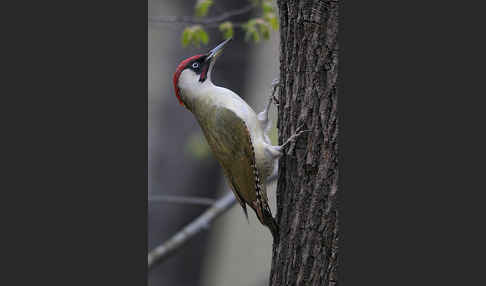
left=196, top=106, right=277, bottom=237
left=199, top=107, right=259, bottom=203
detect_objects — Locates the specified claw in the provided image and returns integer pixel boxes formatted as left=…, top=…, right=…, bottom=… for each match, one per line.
left=280, top=125, right=311, bottom=149
left=270, top=79, right=280, bottom=106
left=294, top=124, right=311, bottom=136
left=271, top=93, right=279, bottom=107
left=295, top=124, right=304, bottom=133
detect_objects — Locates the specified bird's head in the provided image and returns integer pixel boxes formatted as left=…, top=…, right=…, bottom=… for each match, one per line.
left=173, top=38, right=232, bottom=108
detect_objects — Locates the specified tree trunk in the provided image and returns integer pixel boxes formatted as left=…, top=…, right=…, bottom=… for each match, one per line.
left=270, top=1, right=339, bottom=285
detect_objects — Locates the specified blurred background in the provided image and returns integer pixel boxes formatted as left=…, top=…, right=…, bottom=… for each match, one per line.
left=148, top=1, right=280, bottom=285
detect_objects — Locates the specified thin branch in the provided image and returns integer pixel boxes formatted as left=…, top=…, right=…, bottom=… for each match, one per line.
left=148, top=191, right=237, bottom=269
left=149, top=195, right=216, bottom=206
left=149, top=4, right=255, bottom=27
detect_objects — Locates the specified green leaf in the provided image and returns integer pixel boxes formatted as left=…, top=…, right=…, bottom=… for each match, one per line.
left=198, top=28, right=209, bottom=45
left=219, top=21, right=234, bottom=39
left=180, top=25, right=209, bottom=48
left=264, top=13, right=279, bottom=30
left=242, top=19, right=256, bottom=42
left=259, top=22, right=270, bottom=40
left=262, top=1, right=274, bottom=14
left=252, top=30, right=260, bottom=42
left=195, top=0, right=213, bottom=17
left=243, top=19, right=271, bottom=43
left=181, top=27, right=192, bottom=47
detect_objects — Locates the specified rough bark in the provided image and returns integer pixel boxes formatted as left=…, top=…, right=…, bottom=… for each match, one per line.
left=270, top=1, right=339, bottom=285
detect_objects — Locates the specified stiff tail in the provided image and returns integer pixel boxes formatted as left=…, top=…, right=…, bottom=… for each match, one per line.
left=254, top=198, right=279, bottom=243
left=262, top=208, right=279, bottom=243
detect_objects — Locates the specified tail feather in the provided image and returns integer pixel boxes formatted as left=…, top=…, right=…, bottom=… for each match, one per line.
left=254, top=197, right=279, bottom=242
left=262, top=207, right=279, bottom=243
left=227, top=177, right=249, bottom=221
left=241, top=119, right=279, bottom=241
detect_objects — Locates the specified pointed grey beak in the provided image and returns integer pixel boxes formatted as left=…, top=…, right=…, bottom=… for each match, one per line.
left=206, top=38, right=232, bottom=62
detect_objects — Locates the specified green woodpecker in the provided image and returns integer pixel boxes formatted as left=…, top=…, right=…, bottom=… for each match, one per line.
left=172, top=38, right=306, bottom=240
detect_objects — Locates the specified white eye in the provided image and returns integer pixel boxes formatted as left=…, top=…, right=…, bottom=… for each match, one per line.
left=192, top=62, right=199, bottom=69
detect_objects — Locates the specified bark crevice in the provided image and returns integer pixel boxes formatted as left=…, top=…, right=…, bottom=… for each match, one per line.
left=270, top=0, right=339, bottom=285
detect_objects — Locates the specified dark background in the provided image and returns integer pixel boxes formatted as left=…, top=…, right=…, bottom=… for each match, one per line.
left=2, top=1, right=484, bottom=285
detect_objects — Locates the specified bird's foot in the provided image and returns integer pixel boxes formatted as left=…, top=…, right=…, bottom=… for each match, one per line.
left=280, top=125, right=311, bottom=150
left=270, top=79, right=280, bottom=106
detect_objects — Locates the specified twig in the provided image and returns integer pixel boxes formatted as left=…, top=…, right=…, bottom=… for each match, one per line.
left=148, top=191, right=237, bottom=269
left=149, top=195, right=216, bottom=206
left=149, top=4, right=255, bottom=28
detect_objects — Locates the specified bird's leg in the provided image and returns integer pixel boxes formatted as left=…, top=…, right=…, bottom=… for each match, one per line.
left=257, top=79, right=280, bottom=135
left=264, top=125, right=310, bottom=185
left=266, top=160, right=279, bottom=183
left=266, top=125, right=311, bottom=157
left=270, top=79, right=280, bottom=106
left=280, top=125, right=311, bottom=149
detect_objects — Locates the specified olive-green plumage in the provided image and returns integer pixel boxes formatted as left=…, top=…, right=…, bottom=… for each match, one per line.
left=196, top=104, right=277, bottom=237
left=174, top=39, right=307, bottom=241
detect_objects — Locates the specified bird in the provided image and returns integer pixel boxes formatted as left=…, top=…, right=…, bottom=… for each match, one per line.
left=172, top=38, right=307, bottom=241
